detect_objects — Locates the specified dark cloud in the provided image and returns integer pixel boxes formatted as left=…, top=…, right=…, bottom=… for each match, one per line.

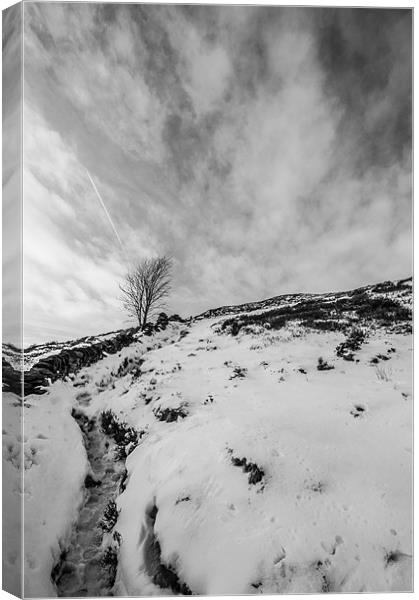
left=11, top=4, right=412, bottom=345
left=316, top=8, right=412, bottom=171
left=128, top=6, right=183, bottom=103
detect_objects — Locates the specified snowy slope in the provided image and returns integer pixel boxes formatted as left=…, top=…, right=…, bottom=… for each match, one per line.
left=114, top=320, right=412, bottom=595
left=3, top=278, right=412, bottom=596
left=3, top=388, right=88, bottom=596
left=196, top=276, right=412, bottom=320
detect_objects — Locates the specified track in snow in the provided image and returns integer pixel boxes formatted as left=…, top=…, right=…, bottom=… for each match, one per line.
left=52, top=394, right=124, bottom=597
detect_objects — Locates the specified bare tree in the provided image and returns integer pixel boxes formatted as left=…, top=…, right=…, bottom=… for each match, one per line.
left=120, top=256, right=172, bottom=329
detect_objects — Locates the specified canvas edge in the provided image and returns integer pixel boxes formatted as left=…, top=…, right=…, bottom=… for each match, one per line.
left=2, top=1, right=23, bottom=598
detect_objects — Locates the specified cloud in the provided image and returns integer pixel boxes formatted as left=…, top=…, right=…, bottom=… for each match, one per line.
left=23, top=106, right=128, bottom=343
left=3, top=3, right=23, bottom=346
left=163, top=11, right=232, bottom=115
left=11, top=4, right=412, bottom=345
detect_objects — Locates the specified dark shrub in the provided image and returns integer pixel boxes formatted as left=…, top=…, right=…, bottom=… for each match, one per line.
left=229, top=366, right=248, bottom=379
left=119, top=469, right=128, bottom=493
left=155, top=313, right=169, bottom=331
left=168, top=314, right=184, bottom=323
left=336, top=328, right=366, bottom=359
left=100, top=410, right=145, bottom=459
left=317, top=357, right=334, bottom=371
left=217, top=286, right=411, bottom=339
left=153, top=405, right=188, bottom=423
left=99, top=500, right=119, bottom=532
left=101, top=546, right=118, bottom=587
left=116, top=356, right=144, bottom=378
left=229, top=451, right=265, bottom=485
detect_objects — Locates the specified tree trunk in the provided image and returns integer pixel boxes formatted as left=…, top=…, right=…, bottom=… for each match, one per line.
left=141, top=308, right=149, bottom=330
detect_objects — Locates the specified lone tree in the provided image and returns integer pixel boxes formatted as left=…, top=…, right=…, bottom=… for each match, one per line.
left=120, top=256, right=172, bottom=329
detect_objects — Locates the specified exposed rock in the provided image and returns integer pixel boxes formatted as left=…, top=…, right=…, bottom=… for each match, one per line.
left=3, top=328, right=140, bottom=397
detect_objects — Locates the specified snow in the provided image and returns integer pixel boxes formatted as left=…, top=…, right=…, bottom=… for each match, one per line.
left=7, top=311, right=412, bottom=595
left=3, top=386, right=89, bottom=597
left=113, top=319, right=412, bottom=594
left=2, top=393, right=23, bottom=596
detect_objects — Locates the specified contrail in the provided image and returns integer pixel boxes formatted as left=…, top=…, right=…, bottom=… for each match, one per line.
left=86, top=169, right=124, bottom=249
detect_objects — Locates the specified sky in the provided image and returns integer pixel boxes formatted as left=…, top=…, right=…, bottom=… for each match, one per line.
left=3, top=4, right=412, bottom=345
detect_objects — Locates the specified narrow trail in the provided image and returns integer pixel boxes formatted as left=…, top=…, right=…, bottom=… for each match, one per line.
left=49, top=324, right=187, bottom=596
left=52, top=394, right=125, bottom=597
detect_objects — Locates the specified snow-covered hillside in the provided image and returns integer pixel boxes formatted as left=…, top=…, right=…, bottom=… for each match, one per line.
left=2, top=278, right=412, bottom=595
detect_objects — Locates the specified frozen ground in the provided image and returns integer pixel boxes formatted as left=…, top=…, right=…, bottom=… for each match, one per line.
left=115, top=320, right=412, bottom=595
left=3, top=388, right=88, bottom=596
left=3, top=280, right=412, bottom=596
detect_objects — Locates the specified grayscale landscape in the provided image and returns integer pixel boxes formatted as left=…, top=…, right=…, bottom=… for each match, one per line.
left=2, top=3, right=412, bottom=597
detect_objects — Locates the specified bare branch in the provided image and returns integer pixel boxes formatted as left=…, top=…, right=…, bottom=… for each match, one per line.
left=119, top=256, right=173, bottom=329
